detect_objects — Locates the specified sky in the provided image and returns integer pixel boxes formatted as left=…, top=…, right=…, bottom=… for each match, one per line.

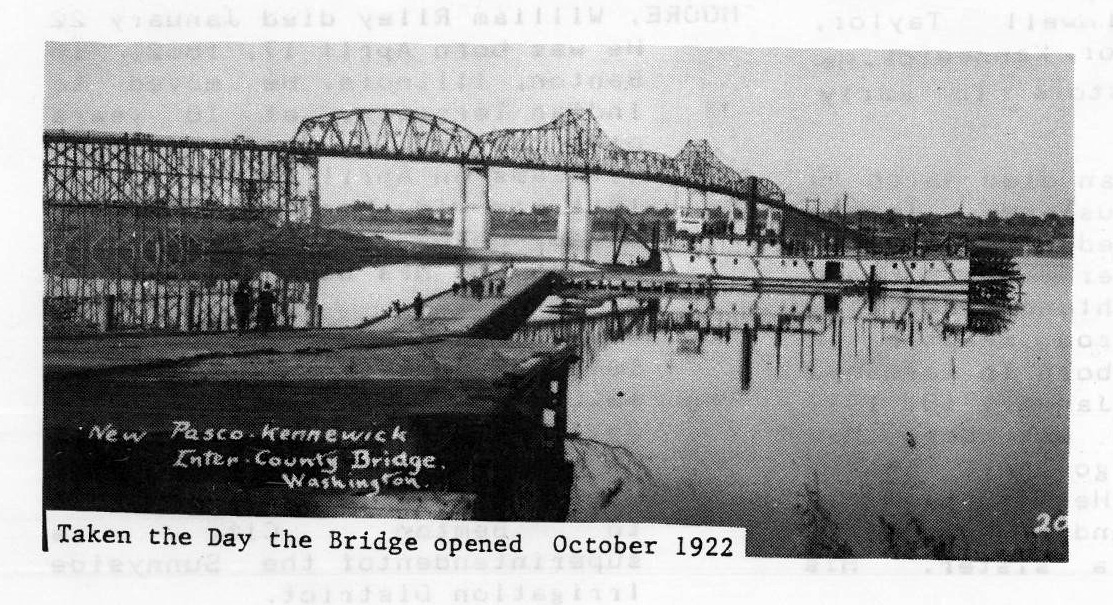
left=44, top=42, right=1073, bottom=217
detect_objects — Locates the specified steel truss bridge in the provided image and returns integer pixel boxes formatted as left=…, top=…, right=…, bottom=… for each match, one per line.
left=293, top=108, right=790, bottom=204
left=45, top=108, right=859, bottom=227
left=44, top=108, right=865, bottom=286
left=291, top=108, right=851, bottom=233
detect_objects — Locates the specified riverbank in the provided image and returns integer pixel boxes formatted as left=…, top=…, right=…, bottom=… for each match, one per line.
left=211, top=223, right=562, bottom=264
left=326, top=219, right=629, bottom=242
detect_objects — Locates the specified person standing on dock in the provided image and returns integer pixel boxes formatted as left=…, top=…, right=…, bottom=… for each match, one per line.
left=232, top=280, right=253, bottom=334
left=413, top=292, right=424, bottom=320
left=256, top=283, right=277, bottom=334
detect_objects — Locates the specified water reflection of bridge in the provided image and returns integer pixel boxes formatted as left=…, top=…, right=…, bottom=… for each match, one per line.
left=46, top=273, right=305, bottom=336
left=513, top=290, right=1013, bottom=385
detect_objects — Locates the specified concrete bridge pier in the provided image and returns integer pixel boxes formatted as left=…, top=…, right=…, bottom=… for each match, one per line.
left=454, top=164, right=491, bottom=249
left=292, top=155, right=321, bottom=241
left=686, top=189, right=708, bottom=210
left=557, top=172, right=592, bottom=261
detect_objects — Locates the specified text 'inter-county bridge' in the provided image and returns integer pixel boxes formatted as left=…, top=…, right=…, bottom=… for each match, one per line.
left=44, top=108, right=860, bottom=261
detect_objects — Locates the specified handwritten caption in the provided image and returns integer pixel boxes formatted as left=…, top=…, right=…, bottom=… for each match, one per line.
left=83, top=420, right=439, bottom=495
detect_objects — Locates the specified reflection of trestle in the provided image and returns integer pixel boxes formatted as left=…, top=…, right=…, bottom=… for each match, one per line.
left=43, top=205, right=268, bottom=279
left=45, top=272, right=313, bottom=335
left=44, top=217, right=316, bottom=336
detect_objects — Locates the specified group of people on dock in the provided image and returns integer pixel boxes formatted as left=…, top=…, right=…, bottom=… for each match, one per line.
left=229, top=273, right=512, bottom=333
left=377, top=276, right=507, bottom=324
left=232, top=280, right=277, bottom=334
left=379, top=276, right=507, bottom=323
left=382, top=292, right=426, bottom=321
left=451, top=277, right=506, bottom=300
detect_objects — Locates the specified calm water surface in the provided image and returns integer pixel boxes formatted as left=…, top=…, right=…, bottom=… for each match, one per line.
left=542, top=257, right=1070, bottom=557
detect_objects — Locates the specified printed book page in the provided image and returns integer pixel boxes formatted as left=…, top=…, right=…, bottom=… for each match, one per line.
left=1, top=0, right=1109, bottom=603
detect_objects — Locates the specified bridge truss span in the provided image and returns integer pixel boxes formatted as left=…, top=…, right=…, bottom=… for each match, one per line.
left=291, top=108, right=793, bottom=212
left=292, top=109, right=486, bottom=163
left=481, top=109, right=787, bottom=206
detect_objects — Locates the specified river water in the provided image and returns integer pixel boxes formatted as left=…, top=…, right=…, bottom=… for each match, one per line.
left=531, top=257, right=1070, bottom=559
left=44, top=234, right=1070, bottom=559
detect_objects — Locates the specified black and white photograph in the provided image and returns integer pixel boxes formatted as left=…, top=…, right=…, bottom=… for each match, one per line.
left=41, top=40, right=1072, bottom=563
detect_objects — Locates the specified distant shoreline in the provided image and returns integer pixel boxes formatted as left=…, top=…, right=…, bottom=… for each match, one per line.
left=325, top=220, right=621, bottom=242
left=329, top=221, right=1073, bottom=257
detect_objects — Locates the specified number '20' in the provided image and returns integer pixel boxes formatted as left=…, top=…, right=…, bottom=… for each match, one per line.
left=1033, top=513, right=1067, bottom=533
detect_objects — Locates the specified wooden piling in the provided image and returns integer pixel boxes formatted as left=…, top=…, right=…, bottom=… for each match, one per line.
left=103, top=294, right=116, bottom=332
left=186, top=291, right=196, bottom=331
left=741, top=323, right=753, bottom=389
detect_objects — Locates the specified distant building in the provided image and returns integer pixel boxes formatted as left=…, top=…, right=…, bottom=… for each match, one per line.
left=1048, top=238, right=1073, bottom=255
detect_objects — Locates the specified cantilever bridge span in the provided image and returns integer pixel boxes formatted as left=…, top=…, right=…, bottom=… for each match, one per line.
left=44, top=108, right=861, bottom=263
left=292, top=108, right=859, bottom=254
left=292, top=108, right=787, bottom=207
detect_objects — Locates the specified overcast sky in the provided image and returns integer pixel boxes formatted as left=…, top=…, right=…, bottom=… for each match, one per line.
left=45, top=42, right=1072, bottom=217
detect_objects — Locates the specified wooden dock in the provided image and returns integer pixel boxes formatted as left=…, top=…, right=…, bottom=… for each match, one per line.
left=44, top=268, right=561, bottom=377
left=43, top=265, right=574, bottom=520
left=365, top=268, right=560, bottom=339
left=45, top=338, right=574, bottom=519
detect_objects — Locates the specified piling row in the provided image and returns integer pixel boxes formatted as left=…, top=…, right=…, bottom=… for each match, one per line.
left=563, top=276, right=717, bottom=294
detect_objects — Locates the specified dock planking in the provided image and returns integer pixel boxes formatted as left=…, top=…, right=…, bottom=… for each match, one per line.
left=45, top=339, right=570, bottom=430
left=42, top=328, right=420, bottom=377
left=45, top=338, right=575, bottom=519
left=365, top=268, right=559, bottom=339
